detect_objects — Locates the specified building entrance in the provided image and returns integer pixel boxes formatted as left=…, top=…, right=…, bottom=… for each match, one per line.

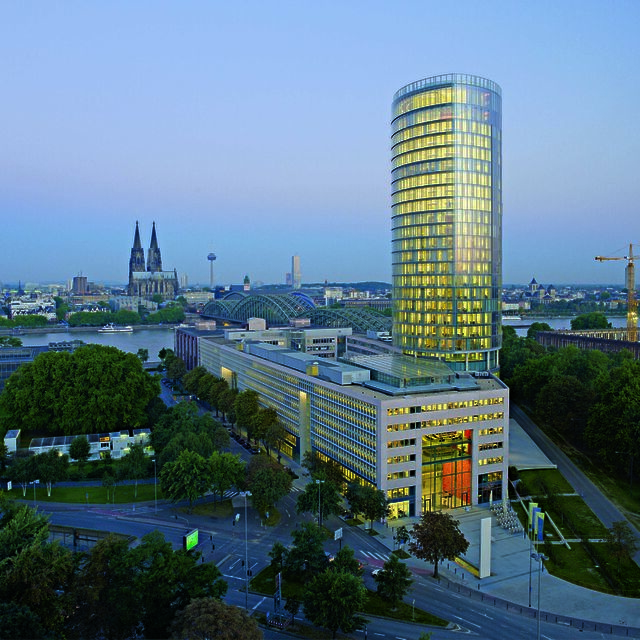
left=421, top=430, right=472, bottom=511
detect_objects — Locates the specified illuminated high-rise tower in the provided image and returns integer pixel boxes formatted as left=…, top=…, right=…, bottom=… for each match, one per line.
left=391, top=74, right=502, bottom=371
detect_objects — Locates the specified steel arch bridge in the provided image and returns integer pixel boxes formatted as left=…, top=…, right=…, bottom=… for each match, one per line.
left=202, top=293, right=392, bottom=333
left=305, top=308, right=392, bottom=333
left=202, top=293, right=316, bottom=325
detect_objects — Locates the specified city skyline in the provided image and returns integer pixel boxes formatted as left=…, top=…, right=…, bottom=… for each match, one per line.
left=1, top=1, right=639, bottom=286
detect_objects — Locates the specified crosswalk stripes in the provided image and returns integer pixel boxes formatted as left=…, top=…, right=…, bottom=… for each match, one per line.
left=359, top=550, right=390, bottom=561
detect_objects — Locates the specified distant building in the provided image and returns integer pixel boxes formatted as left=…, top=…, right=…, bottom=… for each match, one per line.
left=127, top=221, right=179, bottom=300
left=292, top=255, right=301, bottom=290
left=72, top=275, right=88, bottom=295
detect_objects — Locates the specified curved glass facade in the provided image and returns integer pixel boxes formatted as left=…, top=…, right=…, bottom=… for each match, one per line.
left=391, top=74, right=502, bottom=371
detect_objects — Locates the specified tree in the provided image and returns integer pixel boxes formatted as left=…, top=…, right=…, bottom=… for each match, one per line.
left=235, top=389, right=260, bottom=439
left=302, top=570, right=367, bottom=639
left=170, top=598, right=261, bottom=640
left=160, top=450, right=210, bottom=512
left=0, top=442, right=8, bottom=473
left=302, top=451, right=344, bottom=487
left=395, top=525, right=410, bottom=551
left=295, top=480, right=343, bottom=525
left=7, top=456, right=37, bottom=497
left=0, top=336, right=23, bottom=347
left=120, top=443, right=147, bottom=498
left=73, top=535, right=141, bottom=640
left=570, top=312, right=611, bottom=330
left=131, top=531, right=227, bottom=638
left=33, top=449, right=69, bottom=496
left=137, top=348, right=149, bottom=363
left=361, top=486, right=388, bottom=530
left=102, top=472, right=116, bottom=503
left=526, top=322, right=552, bottom=339
left=165, top=353, right=187, bottom=382
left=285, top=522, right=326, bottom=579
left=268, top=541, right=288, bottom=574
left=69, top=435, right=91, bottom=471
left=329, top=545, right=363, bottom=577
left=245, top=456, right=291, bottom=513
left=606, top=521, right=639, bottom=571
left=409, top=511, right=469, bottom=579
left=209, top=452, right=245, bottom=502
left=0, top=497, right=50, bottom=560
left=0, top=602, right=49, bottom=640
left=0, top=345, right=160, bottom=435
left=346, top=483, right=388, bottom=530
left=374, top=554, right=413, bottom=608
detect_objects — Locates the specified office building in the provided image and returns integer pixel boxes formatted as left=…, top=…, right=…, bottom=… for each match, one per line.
left=176, top=73, right=509, bottom=512
left=391, top=74, right=502, bottom=371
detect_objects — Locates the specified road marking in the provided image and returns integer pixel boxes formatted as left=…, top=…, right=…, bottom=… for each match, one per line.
left=252, top=596, right=265, bottom=611
left=222, top=574, right=244, bottom=580
left=216, top=554, right=232, bottom=568
left=452, top=615, right=480, bottom=629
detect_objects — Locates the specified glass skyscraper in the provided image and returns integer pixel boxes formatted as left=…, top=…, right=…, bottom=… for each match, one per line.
left=391, top=74, right=502, bottom=372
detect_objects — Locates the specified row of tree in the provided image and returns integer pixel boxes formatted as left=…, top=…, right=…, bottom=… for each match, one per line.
left=0, top=495, right=264, bottom=640
left=501, top=318, right=640, bottom=485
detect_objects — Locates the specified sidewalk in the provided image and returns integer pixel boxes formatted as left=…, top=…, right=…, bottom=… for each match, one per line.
left=370, top=506, right=640, bottom=632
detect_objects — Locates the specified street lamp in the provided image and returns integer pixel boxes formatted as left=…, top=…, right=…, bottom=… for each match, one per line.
left=152, top=458, right=157, bottom=513
left=531, top=552, right=548, bottom=640
left=241, top=491, right=252, bottom=611
left=315, top=479, right=325, bottom=528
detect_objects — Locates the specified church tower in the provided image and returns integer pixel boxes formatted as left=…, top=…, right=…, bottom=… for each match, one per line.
left=146, top=221, right=163, bottom=272
left=129, top=221, right=146, bottom=278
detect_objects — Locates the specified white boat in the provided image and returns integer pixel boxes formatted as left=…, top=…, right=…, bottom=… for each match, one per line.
left=98, top=323, right=134, bottom=333
left=501, top=315, right=522, bottom=322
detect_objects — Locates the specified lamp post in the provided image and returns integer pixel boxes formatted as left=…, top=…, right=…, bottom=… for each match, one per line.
left=242, top=491, right=252, bottom=611
left=152, top=458, right=157, bottom=513
left=315, top=479, right=325, bottom=528
left=531, top=552, right=548, bottom=640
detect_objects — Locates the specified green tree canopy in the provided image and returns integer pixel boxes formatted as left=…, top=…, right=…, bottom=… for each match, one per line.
left=570, top=312, right=611, bottom=330
left=245, top=455, right=291, bottom=513
left=170, top=598, right=261, bottom=640
left=302, top=570, right=367, bottom=639
left=295, top=479, right=343, bottom=526
left=0, top=345, right=160, bottom=435
left=160, top=450, right=210, bottom=512
left=284, top=522, right=326, bottom=579
left=69, top=435, right=91, bottom=466
left=409, top=511, right=469, bottom=579
left=119, top=443, right=148, bottom=498
left=374, top=553, right=413, bottom=608
left=209, top=451, right=245, bottom=502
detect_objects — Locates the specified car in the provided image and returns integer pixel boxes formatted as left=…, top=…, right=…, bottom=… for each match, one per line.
left=250, top=447, right=261, bottom=455
left=371, top=568, right=383, bottom=577
left=324, top=551, right=334, bottom=562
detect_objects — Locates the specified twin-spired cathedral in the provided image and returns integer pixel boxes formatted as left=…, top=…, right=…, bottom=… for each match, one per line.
left=127, top=222, right=179, bottom=299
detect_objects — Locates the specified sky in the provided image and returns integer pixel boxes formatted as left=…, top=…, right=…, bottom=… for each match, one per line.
left=1, top=1, right=639, bottom=287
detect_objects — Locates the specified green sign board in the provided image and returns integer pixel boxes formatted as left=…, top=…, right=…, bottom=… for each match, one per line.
left=183, top=528, right=199, bottom=551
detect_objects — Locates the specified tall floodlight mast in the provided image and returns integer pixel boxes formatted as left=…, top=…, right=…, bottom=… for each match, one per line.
left=207, top=252, right=217, bottom=289
left=595, top=243, right=637, bottom=342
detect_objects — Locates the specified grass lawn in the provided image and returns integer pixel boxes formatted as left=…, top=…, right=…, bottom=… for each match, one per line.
left=191, top=499, right=234, bottom=519
left=519, top=468, right=574, bottom=494
left=7, top=483, right=161, bottom=504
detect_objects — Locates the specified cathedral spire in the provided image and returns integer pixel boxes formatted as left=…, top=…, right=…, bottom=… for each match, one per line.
left=133, top=220, right=143, bottom=250
left=146, top=221, right=163, bottom=272
left=129, top=221, right=146, bottom=277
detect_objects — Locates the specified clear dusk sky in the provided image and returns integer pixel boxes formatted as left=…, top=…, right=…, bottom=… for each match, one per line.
left=1, top=1, right=639, bottom=287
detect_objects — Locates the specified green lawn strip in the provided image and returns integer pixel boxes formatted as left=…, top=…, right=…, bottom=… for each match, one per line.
left=6, top=483, right=161, bottom=504
left=543, top=541, right=640, bottom=597
left=361, top=591, right=447, bottom=627
left=518, top=468, right=574, bottom=494
left=190, top=499, right=234, bottom=519
left=250, top=566, right=448, bottom=627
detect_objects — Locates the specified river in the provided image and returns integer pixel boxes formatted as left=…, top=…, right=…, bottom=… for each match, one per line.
left=16, top=327, right=175, bottom=358
left=506, top=315, right=628, bottom=337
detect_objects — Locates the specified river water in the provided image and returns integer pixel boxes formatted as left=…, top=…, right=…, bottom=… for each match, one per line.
left=13, top=317, right=629, bottom=352
left=506, top=316, right=627, bottom=337
left=17, top=328, right=174, bottom=359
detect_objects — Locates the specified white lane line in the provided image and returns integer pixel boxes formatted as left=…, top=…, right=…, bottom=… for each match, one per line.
left=252, top=596, right=265, bottom=611
left=222, top=574, right=244, bottom=580
left=451, top=615, right=481, bottom=629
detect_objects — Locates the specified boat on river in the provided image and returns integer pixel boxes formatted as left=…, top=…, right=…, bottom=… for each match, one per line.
left=98, top=323, right=133, bottom=333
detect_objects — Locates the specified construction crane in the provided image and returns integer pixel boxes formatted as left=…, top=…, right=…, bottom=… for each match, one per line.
left=594, top=243, right=637, bottom=342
